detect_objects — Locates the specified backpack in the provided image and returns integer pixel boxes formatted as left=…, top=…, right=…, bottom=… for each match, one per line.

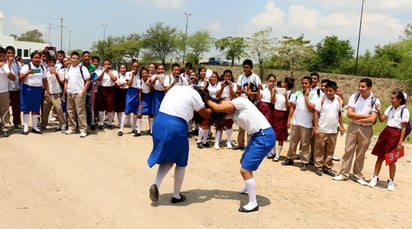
left=354, top=92, right=378, bottom=124
left=390, top=106, right=412, bottom=140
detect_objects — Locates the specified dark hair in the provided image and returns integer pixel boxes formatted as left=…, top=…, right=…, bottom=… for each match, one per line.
left=57, top=50, right=66, bottom=55
left=30, top=50, right=42, bottom=59
left=266, top=73, right=276, bottom=82
left=70, top=51, right=80, bottom=57
left=301, top=76, right=312, bottom=84
left=242, top=59, right=253, bottom=68
left=392, top=89, right=406, bottom=105
left=82, top=51, right=91, bottom=56
left=310, top=72, right=320, bottom=80
left=222, top=69, right=234, bottom=82
left=325, top=80, right=338, bottom=90
left=47, top=56, right=56, bottom=62
left=284, top=77, right=294, bottom=90
left=0, top=47, right=5, bottom=54
left=185, top=62, right=193, bottom=67
left=321, top=79, right=330, bottom=84
left=5, top=46, right=15, bottom=53
left=92, top=56, right=100, bottom=62
left=118, top=63, right=127, bottom=71
left=171, top=63, right=180, bottom=69
left=277, top=80, right=282, bottom=87
left=360, top=78, right=372, bottom=87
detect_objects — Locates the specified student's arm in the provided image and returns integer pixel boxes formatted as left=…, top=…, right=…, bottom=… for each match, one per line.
left=81, top=79, right=90, bottom=97
left=376, top=104, right=388, bottom=122
left=338, top=111, right=345, bottom=135
left=207, top=100, right=236, bottom=113
left=398, top=122, right=407, bottom=149
left=313, top=110, right=320, bottom=136
left=304, top=89, right=315, bottom=112
left=287, top=103, right=296, bottom=129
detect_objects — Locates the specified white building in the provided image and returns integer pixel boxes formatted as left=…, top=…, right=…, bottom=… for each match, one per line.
left=0, top=11, right=50, bottom=60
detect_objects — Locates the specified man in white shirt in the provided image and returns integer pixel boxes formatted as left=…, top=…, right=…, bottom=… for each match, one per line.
left=0, top=47, right=15, bottom=137
left=63, top=51, right=90, bottom=138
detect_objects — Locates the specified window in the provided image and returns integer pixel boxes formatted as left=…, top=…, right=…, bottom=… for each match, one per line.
left=23, top=49, right=29, bottom=58
left=17, top=49, right=22, bottom=57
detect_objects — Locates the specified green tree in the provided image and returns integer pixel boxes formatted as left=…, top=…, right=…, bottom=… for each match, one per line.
left=275, top=35, right=315, bottom=75
left=247, top=27, right=276, bottom=77
left=215, top=36, right=247, bottom=66
left=400, top=23, right=412, bottom=40
left=315, top=35, right=354, bottom=73
left=111, top=33, right=143, bottom=62
left=142, top=22, right=178, bottom=64
left=16, top=29, right=45, bottom=43
left=186, top=31, right=214, bottom=64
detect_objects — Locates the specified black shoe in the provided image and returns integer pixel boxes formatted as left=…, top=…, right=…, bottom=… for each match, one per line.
left=90, top=125, right=96, bottom=131
left=14, top=124, right=23, bottom=129
left=98, top=125, right=104, bottom=130
left=267, top=154, right=275, bottom=159
left=282, top=159, right=294, bottom=166
left=133, top=132, right=141, bottom=137
left=323, top=169, right=336, bottom=177
left=238, top=205, right=259, bottom=213
left=315, top=169, right=323, bottom=176
left=132, top=130, right=137, bottom=134
left=233, top=145, right=245, bottom=150
left=309, top=160, right=314, bottom=166
left=55, top=127, right=62, bottom=131
left=149, top=184, right=159, bottom=202
left=197, top=142, right=203, bottom=149
left=107, top=125, right=113, bottom=130
left=300, top=163, right=309, bottom=171
left=202, top=142, right=210, bottom=148
left=2, top=131, right=10, bottom=137
left=31, top=128, right=42, bottom=134
left=171, top=194, right=186, bottom=204
left=117, top=131, right=123, bottom=136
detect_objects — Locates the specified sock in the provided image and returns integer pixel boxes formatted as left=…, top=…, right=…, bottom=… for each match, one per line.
left=99, top=111, right=104, bottom=125
left=149, top=117, right=154, bottom=133
left=32, top=114, right=40, bottom=130
left=277, top=146, right=283, bottom=156
left=173, top=166, right=186, bottom=199
left=107, top=112, right=114, bottom=126
left=126, top=114, right=132, bottom=126
left=137, top=118, right=142, bottom=133
left=119, top=115, right=126, bottom=132
left=202, top=129, right=209, bottom=144
left=132, top=114, right=138, bottom=131
left=91, top=111, right=95, bottom=125
left=117, top=112, right=123, bottom=127
left=154, top=163, right=173, bottom=189
left=197, top=128, right=205, bottom=143
left=243, top=178, right=258, bottom=210
left=214, top=130, right=222, bottom=147
left=226, top=129, right=233, bottom=143
left=239, top=186, right=247, bottom=194
left=23, top=114, right=29, bottom=132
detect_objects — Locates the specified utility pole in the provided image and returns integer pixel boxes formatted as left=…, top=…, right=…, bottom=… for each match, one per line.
left=68, top=30, right=72, bottom=52
left=48, top=22, right=52, bottom=44
left=182, top=12, right=192, bottom=63
left=102, top=24, right=108, bottom=41
left=60, top=18, right=64, bottom=50
left=355, top=0, right=366, bottom=75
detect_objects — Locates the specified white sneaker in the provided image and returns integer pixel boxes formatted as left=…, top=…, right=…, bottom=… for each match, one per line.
left=332, top=174, right=347, bottom=181
left=214, top=145, right=220, bottom=150
left=226, top=141, right=233, bottom=149
left=65, top=129, right=73, bottom=135
left=332, top=155, right=341, bottom=161
left=273, top=154, right=280, bottom=162
left=356, top=178, right=368, bottom=186
left=387, top=179, right=395, bottom=191
left=80, top=132, right=87, bottom=138
left=368, top=176, right=379, bottom=187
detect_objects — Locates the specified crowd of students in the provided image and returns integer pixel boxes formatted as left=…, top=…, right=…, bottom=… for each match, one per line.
left=0, top=47, right=408, bottom=208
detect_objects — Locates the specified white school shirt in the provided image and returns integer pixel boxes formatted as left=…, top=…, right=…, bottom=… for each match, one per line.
left=0, top=63, right=11, bottom=93
left=46, top=68, right=64, bottom=94
left=260, top=84, right=274, bottom=103
left=65, top=64, right=90, bottom=94
left=8, top=60, right=21, bottom=91
left=216, top=82, right=237, bottom=99
left=96, top=69, right=118, bottom=87
left=152, top=74, right=172, bottom=91
left=159, top=86, right=205, bottom=123
left=237, top=73, right=262, bottom=91
left=274, top=90, right=293, bottom=111
left=207, top=82, right=219, bottom=99
left=385, top=104, right=410, bottom=129
left=137, top=77, right=151, bottom=94
left=178, top=72, right=190, bottom=86
left=117, top=72, right=128, bottom=89
left=290, top=90, right=318, bottom=128
left=315, top=95, right=342, bottom=133
left=125, top=72, right=139, bottom=88
left=347, top=92, right=380, bottom=124
left=20, top=63, right=47, bottom=87
left=230, top=96, right=271, bottom=134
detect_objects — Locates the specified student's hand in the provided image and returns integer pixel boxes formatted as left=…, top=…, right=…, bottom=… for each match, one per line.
left=339, top=126, right=345, bottom=136
left=313, top=127, right=320, bottom=136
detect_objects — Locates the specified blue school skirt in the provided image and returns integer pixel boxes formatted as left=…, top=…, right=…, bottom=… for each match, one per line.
left=241, top=127, right=276, bottom=171
left=147, top=112, right=189, bottom=167
left=20, top=84, right=43, bottom=113
left=152, top=89, right=165, bottom=116
left=139, top=92, right=153, bottom=115
left=125, top=87, right=138, bottom=114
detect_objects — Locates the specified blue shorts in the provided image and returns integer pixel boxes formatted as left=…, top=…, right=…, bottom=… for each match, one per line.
left=241, top=127, right=276, bottom=171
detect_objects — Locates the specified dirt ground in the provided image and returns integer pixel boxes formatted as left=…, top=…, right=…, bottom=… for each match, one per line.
left=1, top=119, right=412, bottom=229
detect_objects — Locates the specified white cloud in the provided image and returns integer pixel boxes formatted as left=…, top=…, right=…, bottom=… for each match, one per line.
left=7, top=17, right=47, bottom=36
left=288, top=4, right=320, bottom=30
left=128, top=0, right=187, bottom=10
left=206, top=21, right=223, bottom=33
left=249, top=1, right=285, bottom=28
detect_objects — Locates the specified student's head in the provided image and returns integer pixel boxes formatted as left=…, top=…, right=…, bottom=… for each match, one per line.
left=155, top=63, right=165, bottom=74
left=320, top=79, right=330, bottom=93
left=0, top=47, right=6, bottom=61
left=63, top=57, right=71, bottom=68
left=118, top=63, right=127, bottom=74
left=31, top=51, right=42, bottom=66
left=103, top=59, right=113, bottom=70
left=70, top=51, right=80, bottom=66
left=242, top=59, right=253, bottom=76
left=82, top=51, right=91, bottom=64
left=223, top=69, right=234, bottom=82
left=171, top=63, right=180, bottom=76
left=5, top=46, right=15, bottom=62
left=47, top=57, right=56, bottom=67
left=359, top=78, right=373, bottom=96
left=131, top=60, right=139, bottom=72
left=301, top=76, right=312, bottom=90
left=189, top=70, right=198, bottom=85
left=148, top=63, right=156, bottom=74
left=41, top=50, right=50, bottom=63
left=198, top=66, right=206, bottom=78
left=184, top=62, right=192, bottom=73
left=209, top=71, right=219, bottom=85
left=92, top=56, right=100, bottom=68
left=57, top=50, right=66, bottom=61
left=140, top=67, right=149, bottom=79
left=282, top=77, right=294, bottom=90
left=324, top=80, right=338, bottom=100
left=391, top=89, right=406, bottom=106
left=266, top=74, right=276, bottom=88
left=310, top=72, right=320, bottom=87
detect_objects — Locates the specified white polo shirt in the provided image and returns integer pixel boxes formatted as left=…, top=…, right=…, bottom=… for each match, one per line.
left=385, top=104, right=410, bottom=129
left=290, top=90, right=318, bottom=128
left=20, top=63, right=47, bottom=87
left=315, top=95, right=343, bottom=133
left=126, top=72, right=139, bottom=88
left=46, top=69, right=64, bottom=94
left=0, top=63, right=11, bottom=93
left=65, top=64, right=90, bottom=94
left=230, top=96, right=271, bottom=134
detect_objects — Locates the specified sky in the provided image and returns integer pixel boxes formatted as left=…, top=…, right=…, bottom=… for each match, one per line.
left=1, top=0, right=411, bottom=57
